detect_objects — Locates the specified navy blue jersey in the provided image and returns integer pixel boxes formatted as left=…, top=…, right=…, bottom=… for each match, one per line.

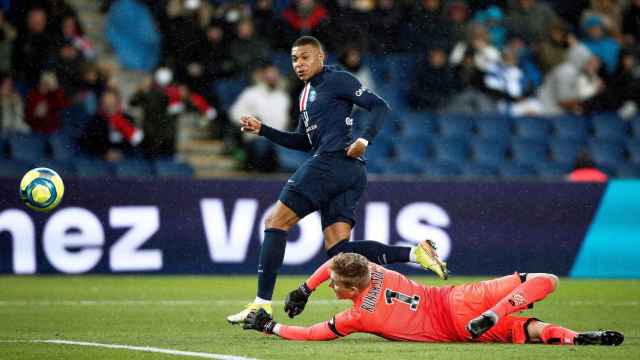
left=259, top=66, right=390, bottom=155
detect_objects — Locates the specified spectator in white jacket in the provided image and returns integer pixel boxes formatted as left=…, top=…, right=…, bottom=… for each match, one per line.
left=230, top=62, right=291, bottom=172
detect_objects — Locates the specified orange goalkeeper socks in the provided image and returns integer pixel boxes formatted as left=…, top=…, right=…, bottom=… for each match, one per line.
left=540, top=324, right=577, bottom=345
left=488, top=276, right=556, bottom=319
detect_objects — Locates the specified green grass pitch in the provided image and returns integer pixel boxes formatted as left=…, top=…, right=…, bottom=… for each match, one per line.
left=0, top=275, right=638, bottom=360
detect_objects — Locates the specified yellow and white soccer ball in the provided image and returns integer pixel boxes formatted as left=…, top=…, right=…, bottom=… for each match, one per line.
left=19, top=168, right=65, bottom=212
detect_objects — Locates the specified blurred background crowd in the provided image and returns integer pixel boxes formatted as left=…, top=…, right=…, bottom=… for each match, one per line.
left=2, top=0, right=640, bottom=180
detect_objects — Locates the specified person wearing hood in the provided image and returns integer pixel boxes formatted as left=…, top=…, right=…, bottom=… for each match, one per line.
left=536, top=18, right=573, bottom=74
left=504, top=0, right=558, bottom=44
left=582, top=15, right=620, bottom=74
left=511, top=43, right=603, bottom=116
left=229, top=62, right=291, bottom=172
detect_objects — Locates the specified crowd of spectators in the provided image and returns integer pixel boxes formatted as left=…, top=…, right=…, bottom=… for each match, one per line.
left=2, top=0, right=640, bottom=176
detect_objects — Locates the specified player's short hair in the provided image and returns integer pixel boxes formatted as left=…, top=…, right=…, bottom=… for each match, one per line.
left=331, top=253, right=370, bottom=290
left=292, top=36, right=324, bottom=53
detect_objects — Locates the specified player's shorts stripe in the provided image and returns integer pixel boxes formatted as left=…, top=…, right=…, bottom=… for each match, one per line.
left=327, top=317, right=344, bottom=337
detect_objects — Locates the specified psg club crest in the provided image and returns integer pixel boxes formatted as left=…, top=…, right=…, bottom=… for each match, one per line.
left=308, top=89, right=317, bottom=103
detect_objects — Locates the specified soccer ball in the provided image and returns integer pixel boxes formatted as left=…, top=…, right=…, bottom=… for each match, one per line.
left=19, top=168, right=65, bottom=212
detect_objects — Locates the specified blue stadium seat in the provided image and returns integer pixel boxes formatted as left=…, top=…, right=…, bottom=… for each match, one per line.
left=616, top=165, right=640, bottom=178
left=395, top=136, right=429, bottom=162
left=365, top=136, right=394, bottom=162
left=511, top=139, right=549, bottom=166
left=275, top=146, right=310, bottom=172
left=0, top=160, right=33, bottom=177
left=364, top=56, right=386, bottom=85
left=588, top=140, right=626, bottom=168
left=74, top=159, right=114, bottom=177
left=0, top=137, right=7, bottom=159
left=475, top=114, right=512, bottom=140
left=514, top=116, right=551, bottom=141
left=631, top=116, right=640, bottom=138
left=459, top=163, right=499, bottom=178
left=214, top=77, right=249, bottom=111
left=381, top=159, right=422, bottom=175
left=549, top=139, right=584, bottom=164
left=365, top=159, right=386, bottom=174
left=61, top=104, right=92, bottom=140
left=377, top=83, right=409, bottom=112
left=470, top=138, right=508, bottom=167
left=535, top=162, right=572, bottom=179
left=384, top=54, right=417, bottom=91
left=438, top=114, right=474, bottom=138
left=9, top=134, right=48, bottom=162
left=550, top=116, right=590, bottom=140
left=499, top=163, right=536, bottom=178
left=400, top=111, right=437, bottom=138
left=114, top=160, right=155, bottom=178
left=420, top=161, right=461, bottom=177
left=154, top=161, right=194, bottom=177
left=432, top=138, right=469, bottom=163
left=627, top=140, right=640, bottom=164
left=591, top=113, right=628, bottom=141
left=35, top=160, right=76, bottom=177
left=49, top=132, right=78, bottom=161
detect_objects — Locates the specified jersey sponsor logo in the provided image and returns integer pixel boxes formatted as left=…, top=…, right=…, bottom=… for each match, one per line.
left=345, top=117, right=353, bottom=126
left=355, top=87, right=370, bottom=97
left=360, top=267, right=384, bottom=313
left=508, top=292, right=527, bottom=307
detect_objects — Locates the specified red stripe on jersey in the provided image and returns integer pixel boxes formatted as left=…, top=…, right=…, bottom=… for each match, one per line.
left=299, top=83, right=310, bottom=112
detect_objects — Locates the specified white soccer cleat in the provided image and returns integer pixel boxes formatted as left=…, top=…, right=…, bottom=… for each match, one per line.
left=226, top=303, right=273, bottom=324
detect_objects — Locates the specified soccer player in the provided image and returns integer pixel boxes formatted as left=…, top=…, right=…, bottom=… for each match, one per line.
left=243, top=253, right=624, bottom=346
left=226, top=36, right=448, bottom=324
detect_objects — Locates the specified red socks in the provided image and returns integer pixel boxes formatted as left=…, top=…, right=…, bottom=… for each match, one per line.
left=540, top=324, right=577, bottom=345
left=489, top=276, right=555, bottom=319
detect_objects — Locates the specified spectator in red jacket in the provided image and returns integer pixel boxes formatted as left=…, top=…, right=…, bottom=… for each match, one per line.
left=25, top=72, right=69, bottom=134
left=81, top=89, right=142, bottom=161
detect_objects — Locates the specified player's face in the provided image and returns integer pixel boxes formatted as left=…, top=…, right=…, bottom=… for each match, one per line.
left=291, top=44, right=325, bottom=82
left=329, top=271, right=359, bottom=299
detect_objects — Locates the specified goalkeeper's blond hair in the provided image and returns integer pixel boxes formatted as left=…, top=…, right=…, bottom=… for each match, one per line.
left=331, top=253, right=371, bottom=290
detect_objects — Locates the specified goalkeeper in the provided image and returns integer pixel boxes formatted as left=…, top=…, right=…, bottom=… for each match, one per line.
left=243, top=253, right=624, bottom=346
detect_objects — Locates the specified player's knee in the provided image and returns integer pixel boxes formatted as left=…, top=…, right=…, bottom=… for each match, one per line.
left=546, top=274, right=559, bottom=291
left=264, top=211, right=294, bottom=231
left=527, top=273, right=559, bottom=292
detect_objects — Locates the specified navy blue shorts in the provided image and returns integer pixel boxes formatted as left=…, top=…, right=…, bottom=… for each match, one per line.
left=278, top=151, right=366, bottom=229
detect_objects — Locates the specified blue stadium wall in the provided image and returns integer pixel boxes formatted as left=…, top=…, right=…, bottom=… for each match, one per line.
left=0, top=179, right=638, bottom=278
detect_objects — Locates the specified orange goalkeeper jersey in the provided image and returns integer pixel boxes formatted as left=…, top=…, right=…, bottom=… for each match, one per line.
left=277, top=259, right=460, bottom=342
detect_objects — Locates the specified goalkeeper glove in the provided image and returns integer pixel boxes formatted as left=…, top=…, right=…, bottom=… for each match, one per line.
left=243, top=309, right=277, bottom=334
left=284, top=282, right=312, bottom=318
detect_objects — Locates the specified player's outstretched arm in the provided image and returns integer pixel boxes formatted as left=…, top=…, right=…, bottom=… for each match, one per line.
left=284, top=259, right=333, bottom=318
left=241, top=115, right=312, bottom=152
left=242, top=309, right=339, bottom=341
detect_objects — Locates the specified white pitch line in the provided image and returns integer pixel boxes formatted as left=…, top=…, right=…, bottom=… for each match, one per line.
left=0, top=299, right=350, bottom=306
left=0, top=299, right=637, bottom=306
left=0, top=339, right=259, bottom=360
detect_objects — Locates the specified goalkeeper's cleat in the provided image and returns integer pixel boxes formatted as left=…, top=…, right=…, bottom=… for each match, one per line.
left=415, top=239, right=449, bottom=280
left=226, top=303, right=273, bottom=325
left=466, top=313, right=497, bottom=339
left=574, top=330, right=624, bottom=346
